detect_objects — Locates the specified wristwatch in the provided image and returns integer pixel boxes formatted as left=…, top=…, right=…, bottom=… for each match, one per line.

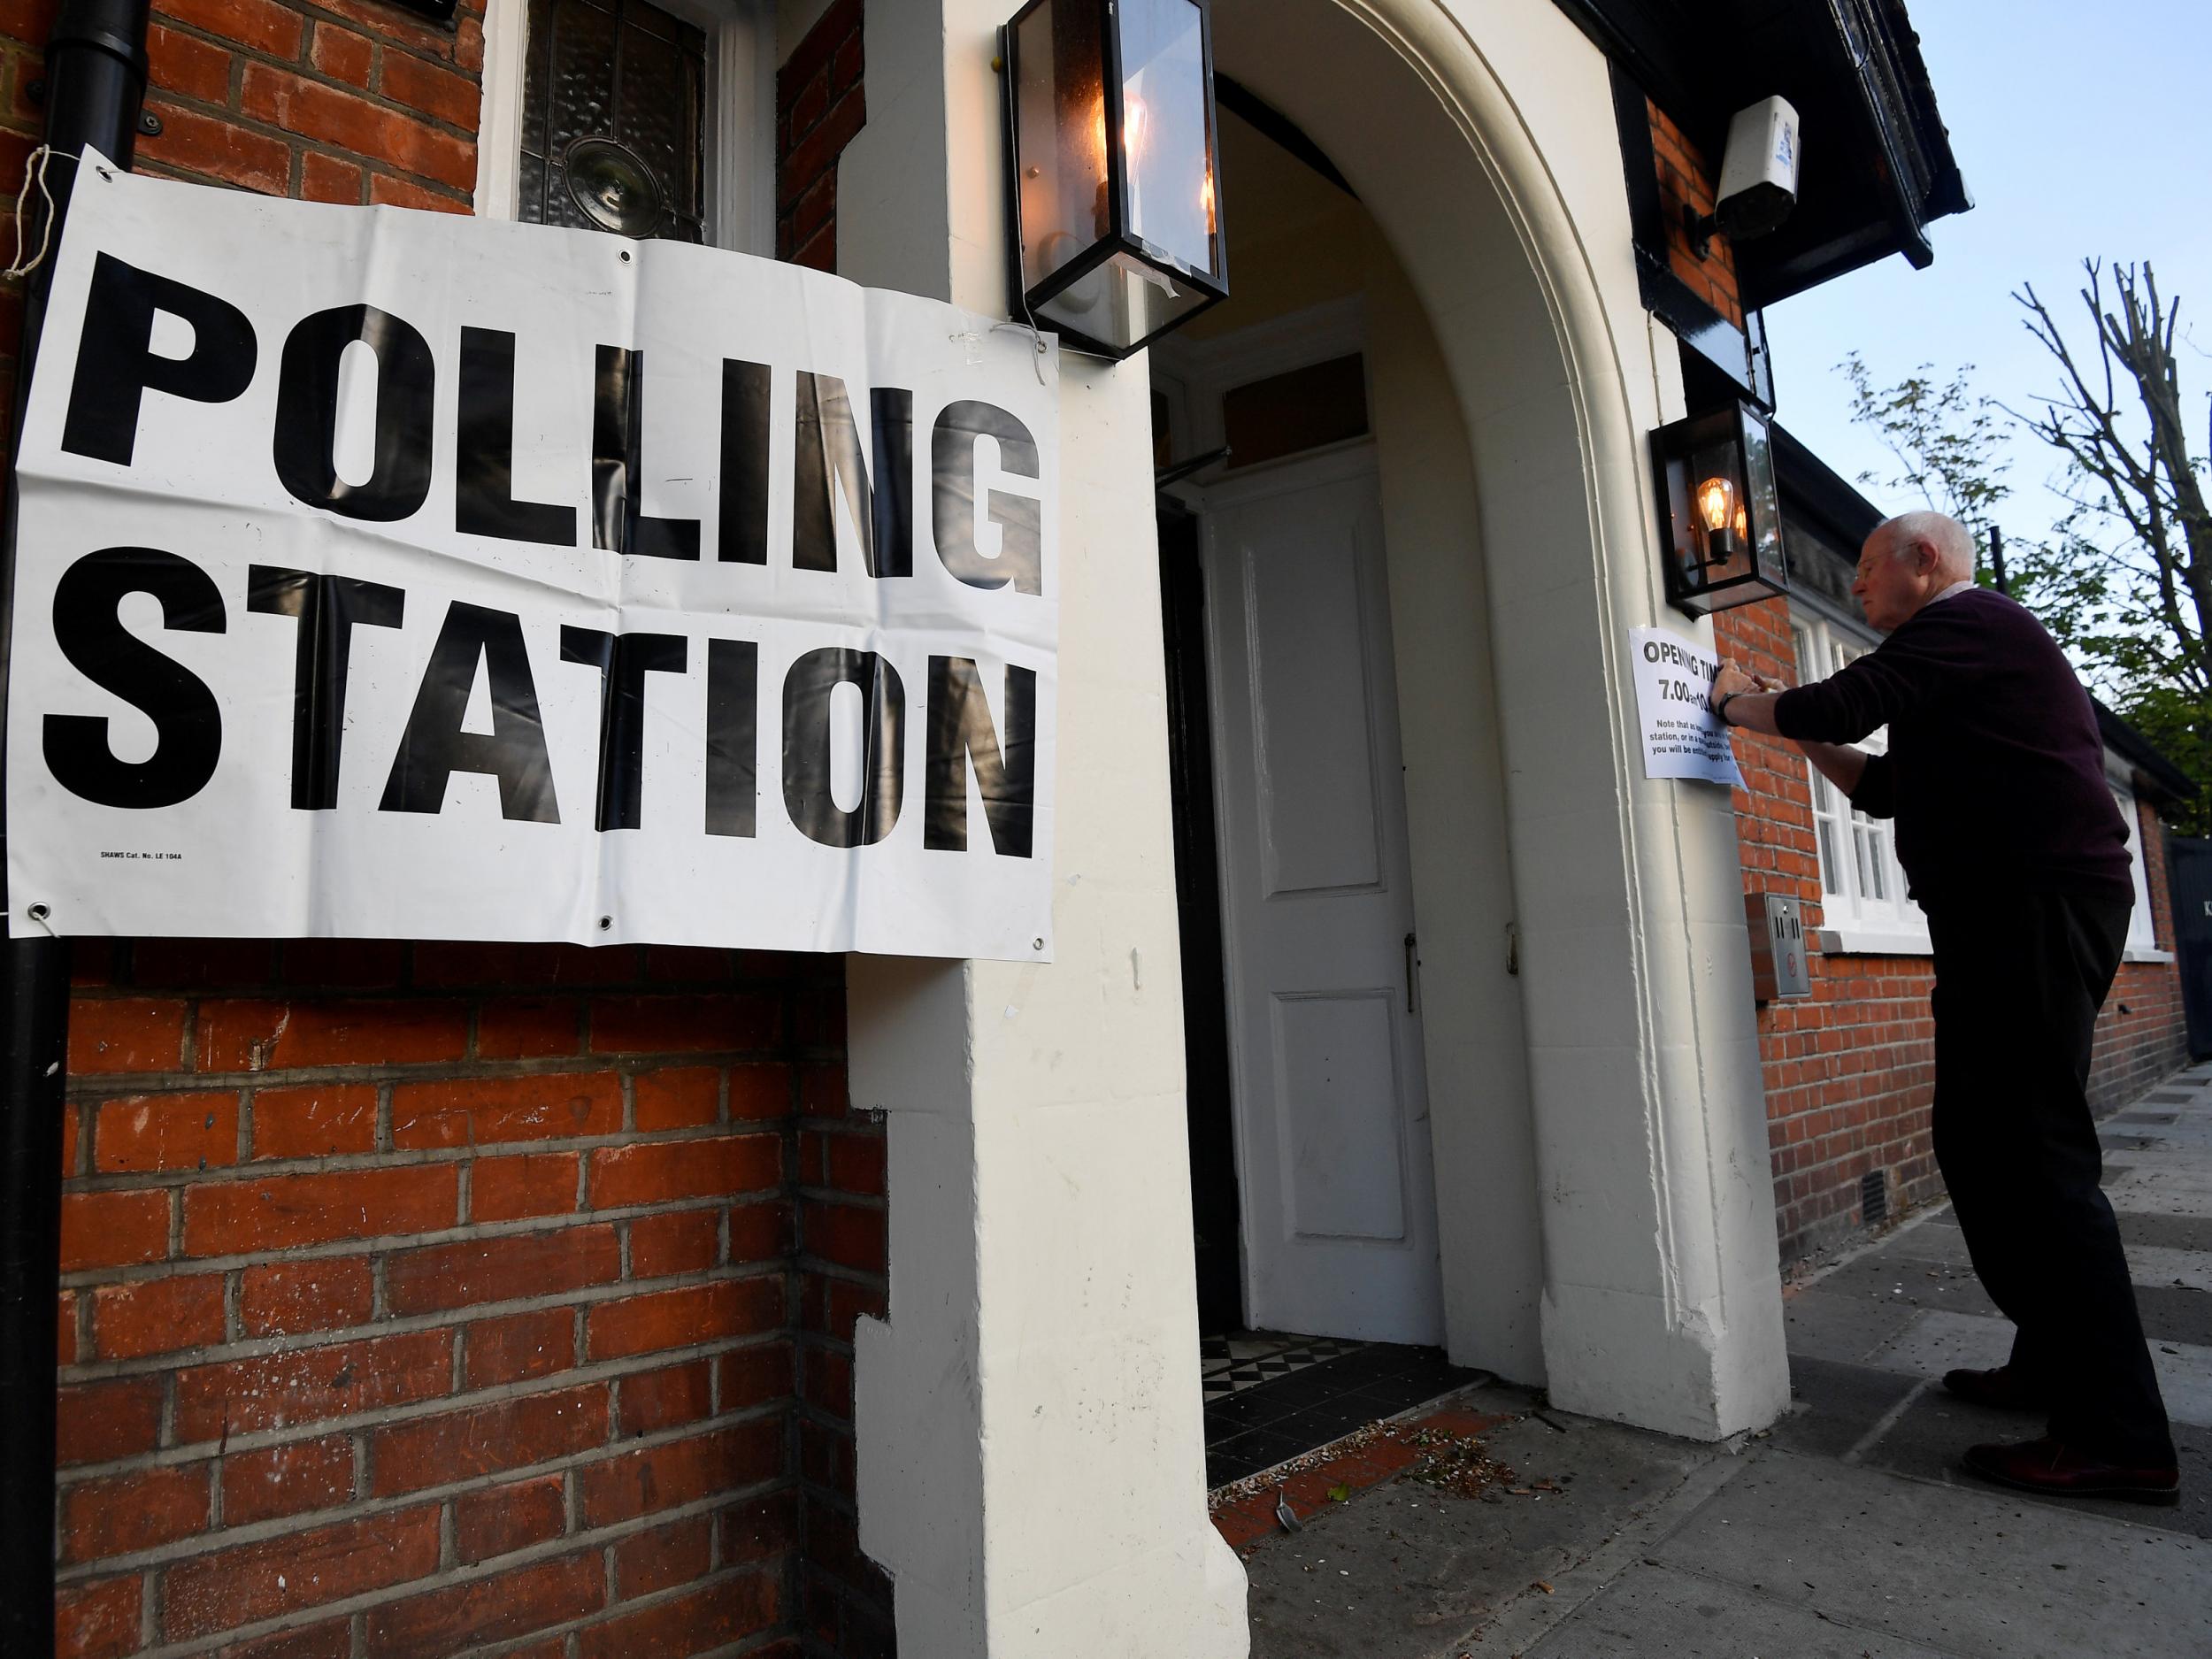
left=1715, top=691, right=1740, bottom=725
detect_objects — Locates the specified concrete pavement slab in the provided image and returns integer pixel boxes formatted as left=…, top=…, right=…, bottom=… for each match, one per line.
left=1851, top=1392, right=2212, bottom=1540
left=1869, top=1306, right=2016, bottom=1379
left=2126, top=1242, right=2212, bottom=1293
left=1869, top=1309, right=2212, bottom=1429
left=1647, top=1451, right=2212, bottom=1659
left=2136, top=1283, right=2212, bottom=1346
left=1799, top=1249, right=2001, bottom=1319
left=1241, top=1404, right=1721, bottom=1659
left=2118, top=1213, right=2212, bottom=1255
left=1519, top=1561, right=1955, bottom=1658
left=1783, top=1284, right=1924, bottom=1365
left=1769, top=1355, right=1922, bottom=1460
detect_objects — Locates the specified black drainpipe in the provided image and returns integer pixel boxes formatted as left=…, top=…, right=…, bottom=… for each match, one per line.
left=0, top=3, right=149, bottom=1650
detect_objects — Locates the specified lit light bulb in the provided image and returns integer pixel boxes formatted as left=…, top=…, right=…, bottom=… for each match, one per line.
left=1732, top=501, right=1747, bottom=541
left=1695, top=475, right=1736, bottom=534
left=1123, top=93, right=1149, bottom=162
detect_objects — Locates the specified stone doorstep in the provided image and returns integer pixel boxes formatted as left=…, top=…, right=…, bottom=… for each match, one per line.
left=1209, top=1403, right=1513, bottom=1550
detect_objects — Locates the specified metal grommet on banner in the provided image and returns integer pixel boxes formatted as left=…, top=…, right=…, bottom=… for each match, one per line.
left=5, top=143, right=56, bottom=279
left=598, top=916, right=613, bottom=932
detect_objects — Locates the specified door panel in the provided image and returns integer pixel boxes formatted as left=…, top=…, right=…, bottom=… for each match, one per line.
left=1273, top=989, right=1407, bottom=1240
left=1203, top=449, right=1442, bottom=1343
left=1248, top=530, right=1384, bottom=895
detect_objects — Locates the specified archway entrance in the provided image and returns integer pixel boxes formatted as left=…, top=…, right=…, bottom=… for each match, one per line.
left=1155, top=85, right=1483, bottom=1488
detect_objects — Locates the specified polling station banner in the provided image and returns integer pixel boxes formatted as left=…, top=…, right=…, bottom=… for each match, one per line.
left=6, top=161, right=1058, bottom=960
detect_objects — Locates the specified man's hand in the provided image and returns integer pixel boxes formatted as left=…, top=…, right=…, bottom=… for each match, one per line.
left=1709, top=664, right=1758, bottom=711
left=1708, top=663, right=1787, bottom=735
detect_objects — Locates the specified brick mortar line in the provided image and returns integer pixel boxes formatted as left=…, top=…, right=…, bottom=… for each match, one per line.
left=149, top=6, right=480, bottom=81
left=60, top=1347, right=781, bottom=1486
left=60, top=1194, right=787, bottom=1283
left=65, top=1125, right=791, bottom=1192
left=65, top=1047, right=813, bottom=1096
left=59, top=1263, right=787, bottom=1377
left=56, top=1398, right=790, bottom=1568
left=792, top=1256, right=885, bottom=1286
left=139, top=89, right=481, bottom=194
left=74, top=1507, right=791, bottom=1655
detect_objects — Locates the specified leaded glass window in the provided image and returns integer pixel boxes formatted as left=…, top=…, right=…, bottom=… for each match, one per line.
left=518, top=0, right=708, bottom=242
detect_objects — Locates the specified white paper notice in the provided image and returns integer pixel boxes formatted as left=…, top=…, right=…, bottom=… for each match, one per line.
left=1629, top=626, right=1743, bottom=787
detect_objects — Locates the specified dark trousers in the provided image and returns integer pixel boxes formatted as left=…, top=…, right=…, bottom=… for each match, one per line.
left=1926, top=889, right=2174, bottom=1466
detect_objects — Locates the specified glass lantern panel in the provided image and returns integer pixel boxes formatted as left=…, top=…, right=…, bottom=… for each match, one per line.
left=1033, top=249, right=1212, bottom=353
left=1686, top=433, right=1753, bottom=585
left=1015, top=1, right=1110, bottom=296
left=1740, top=407, right=1786, bottom=582
left=1114, top=0, right=1216, bottom=278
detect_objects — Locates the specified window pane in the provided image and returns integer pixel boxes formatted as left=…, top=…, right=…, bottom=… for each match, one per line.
left=1116, top=0, right=1216, bottom=276
left=1816, top=818, right=1842, bottom=898
left=1221, top=355, right=1368, bottom=469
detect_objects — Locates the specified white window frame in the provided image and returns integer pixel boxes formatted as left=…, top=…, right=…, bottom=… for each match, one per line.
left=2108, top=772, right=2173, bottom=963
left=1789, top=603, right=1931, bottom=956
left=476, top=0, right=776, bottom=258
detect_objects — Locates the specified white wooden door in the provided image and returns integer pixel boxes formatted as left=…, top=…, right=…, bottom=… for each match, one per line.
left=1202, top=447, right=1443, bottom=1343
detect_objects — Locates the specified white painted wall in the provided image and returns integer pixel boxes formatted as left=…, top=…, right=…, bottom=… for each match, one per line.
left=841, top=3, right=1248, bottom=1654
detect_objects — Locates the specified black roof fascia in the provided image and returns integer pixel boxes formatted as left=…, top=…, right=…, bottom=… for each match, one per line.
left=1557, top=0, right=1969, bottom=307
left=2094, top=701, right=2196, bottom=803
left=1772, top=422, right=1881, bottom=553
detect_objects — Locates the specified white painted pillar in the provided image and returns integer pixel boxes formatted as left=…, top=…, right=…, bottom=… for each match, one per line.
left=839, top=3, right=1249, bottom=1652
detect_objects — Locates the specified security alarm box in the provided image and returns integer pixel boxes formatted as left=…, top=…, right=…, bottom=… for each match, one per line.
left=1746, top=893, right=1811, bottom=1002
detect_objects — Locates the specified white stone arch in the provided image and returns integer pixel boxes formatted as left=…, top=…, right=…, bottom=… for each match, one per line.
left=1215, top=0, right=1787, bottom=1437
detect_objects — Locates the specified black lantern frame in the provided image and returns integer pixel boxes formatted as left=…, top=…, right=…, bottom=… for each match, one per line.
left=1650, top=398, right=1788, bottom=615
left=1000, top=0, right=1230, bottom=360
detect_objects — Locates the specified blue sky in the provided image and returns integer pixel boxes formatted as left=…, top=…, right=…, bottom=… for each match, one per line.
left=1763, top=0, right=2212, bottom=550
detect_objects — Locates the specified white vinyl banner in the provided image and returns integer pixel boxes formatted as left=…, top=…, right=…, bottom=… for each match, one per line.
left=7, top=163, right=1059, bottom=960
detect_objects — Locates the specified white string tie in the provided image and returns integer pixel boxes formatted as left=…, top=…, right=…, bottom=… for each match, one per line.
left=6, top=143, right=56, bottom=279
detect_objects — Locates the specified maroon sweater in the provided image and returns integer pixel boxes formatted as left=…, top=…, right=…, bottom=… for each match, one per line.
left=1772, top=588, right=2132, bottom=910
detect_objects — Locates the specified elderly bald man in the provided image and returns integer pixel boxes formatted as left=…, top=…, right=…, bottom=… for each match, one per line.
left=1710, top=511, right=2177, bottom=1505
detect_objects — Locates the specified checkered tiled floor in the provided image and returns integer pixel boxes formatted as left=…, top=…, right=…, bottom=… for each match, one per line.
left=1200, top=1332, right=1366, bottom=1401
left=1201, top=1333, right=1482, bottom=1488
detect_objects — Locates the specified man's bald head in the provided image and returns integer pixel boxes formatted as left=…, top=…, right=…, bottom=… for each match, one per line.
left=1853, top=511, right=1978, bottom=631
left=1874, top=511, right=1977, bottom=585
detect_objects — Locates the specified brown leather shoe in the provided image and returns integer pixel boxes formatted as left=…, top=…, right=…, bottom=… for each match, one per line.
left=1962, top=1436, right=2179, bottom=1506
left=1942, top=1365, right=2048, bottom=1412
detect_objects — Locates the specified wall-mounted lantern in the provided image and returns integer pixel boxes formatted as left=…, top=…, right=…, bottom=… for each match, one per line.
left=1001, top=0, right=1228, bottom=359
left=1650, top=398, right=1787, bottom=614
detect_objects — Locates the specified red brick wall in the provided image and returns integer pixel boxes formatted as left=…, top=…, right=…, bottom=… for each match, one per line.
left=1647, top=98, right=1743, bottom=330
left=776, top=0, right=862, bottom=273
left=2, top=1, right=891, bottom=1653
left=1717, top=603, right=2192, bottom=1262
left=56, top=941, right=836, bottom=1658
left=0, top=0, right=485, bottom=458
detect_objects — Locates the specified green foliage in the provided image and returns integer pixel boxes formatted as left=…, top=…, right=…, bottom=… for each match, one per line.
left=1837, top=352, right=2012, bottom=541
